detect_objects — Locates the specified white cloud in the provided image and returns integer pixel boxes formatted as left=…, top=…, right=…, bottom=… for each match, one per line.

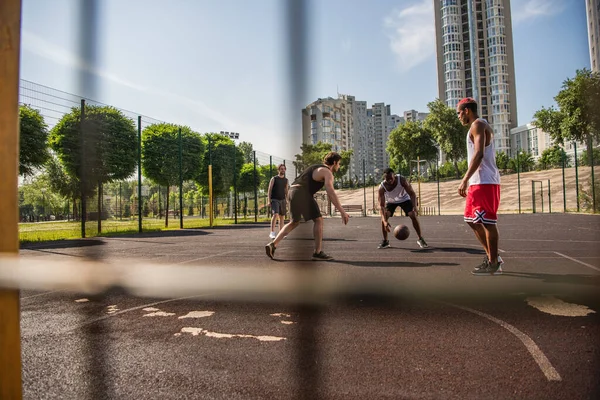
left=384, top=0, right=435, bottom=72
left=511, top=0, right=567, bottom=24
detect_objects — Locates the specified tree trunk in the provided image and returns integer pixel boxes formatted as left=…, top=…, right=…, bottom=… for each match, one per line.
left=97, top=181, right=102, bottom=233
left=165, top=186, right=170, bottom=227
left=73, top=198, right=78, bottom=221
left=453, top=159, right=460, bottom=179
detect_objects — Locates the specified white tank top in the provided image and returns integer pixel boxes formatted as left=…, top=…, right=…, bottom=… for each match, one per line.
left=467, top=118, right=500, bottom=185
left=380, top=175, right=410, bottom=204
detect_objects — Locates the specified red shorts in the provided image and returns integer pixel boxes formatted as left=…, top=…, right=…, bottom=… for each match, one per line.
left=464, top=184, right=500, bottom=224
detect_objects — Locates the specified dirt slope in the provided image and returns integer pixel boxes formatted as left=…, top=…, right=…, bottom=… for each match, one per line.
left=335, top=166, right=599, bottom=215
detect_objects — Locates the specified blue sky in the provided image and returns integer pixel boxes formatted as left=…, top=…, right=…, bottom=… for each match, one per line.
left=20, top=0, right=590, bottom=161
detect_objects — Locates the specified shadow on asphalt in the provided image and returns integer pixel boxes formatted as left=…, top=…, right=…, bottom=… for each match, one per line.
left=501, top=272, right=600, bottom=286
left=21, top=239, right=106, bottom=250
left=410, top=246, right=486, bottom=255
left=331, top=260, right=460, bottom=268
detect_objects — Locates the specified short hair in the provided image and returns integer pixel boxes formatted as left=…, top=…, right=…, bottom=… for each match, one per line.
left=458, top=97, right=478, bottom=115
left=323, top=151, right=342, bottom=166
left=277, top=163, right=286, bottom=170
left=383, top=168, right=394, bottom=175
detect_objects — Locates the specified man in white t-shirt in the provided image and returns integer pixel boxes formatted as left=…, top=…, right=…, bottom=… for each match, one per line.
left=457, top=97, right=503, bottom=276
left=378, top=168, right=428, bottom=249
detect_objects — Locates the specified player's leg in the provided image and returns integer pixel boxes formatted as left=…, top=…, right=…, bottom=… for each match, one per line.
left=401, top=200, right=427, bottom=248
left=313, top=216, right=323, bottom=253
left=482, top=223, right=499, bottom=265
left=470, top=185, right=502, bottom=275
left=270, top=212, right=279, bottom=238
left=467, top=222, right=490, bottom=259
left=378, top=207, right=394, bottom=249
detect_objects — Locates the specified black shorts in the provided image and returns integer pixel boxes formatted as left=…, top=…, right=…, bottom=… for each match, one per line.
left=386, top=200, right=414, bottom=217
left=289, top=188, right=322, bottom=222
left=271, top=199, right=286, bottom=215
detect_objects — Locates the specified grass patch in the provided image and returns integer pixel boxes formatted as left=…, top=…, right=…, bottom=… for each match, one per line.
left=19, top=216, right=270, bottom=244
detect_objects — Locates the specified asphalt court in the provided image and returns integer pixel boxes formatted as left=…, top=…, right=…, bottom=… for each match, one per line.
left=18, top=214, right=600, bottom=399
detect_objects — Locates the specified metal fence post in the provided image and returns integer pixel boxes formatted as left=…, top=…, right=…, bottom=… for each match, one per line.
left=590, top=136, right=596, bottom=212
left=81, top=99, right=87, bottom=237
left=178, top=127, right=183, bottom=229
left=253, top=150, right=258, bottom=222
left=562, top=152, right=567, bottom=212
left=138, top=116, right=142, bottom=232
left=362, top=159, right=366, bottom=217
left=548, top=179, right=551, bottom=213
left=574, top=141, right=579, bottom=212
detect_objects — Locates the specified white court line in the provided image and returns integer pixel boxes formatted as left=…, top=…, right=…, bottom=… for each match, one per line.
left=21, top=290, right=64, bottom=300
left=175, top=250, right=238, bottom=265
left=444, top=302, right=561, bottom=381
left=554, top=252, right=600, bottom=272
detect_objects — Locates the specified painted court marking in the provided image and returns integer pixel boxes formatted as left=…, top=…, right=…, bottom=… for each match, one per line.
left=444, top=302, right=561, bottom=381
left=175, top=250, right=238, bottom=265
left=554, top=252, right=600, bottom=272
left=526, top=296, right=596, bottom=317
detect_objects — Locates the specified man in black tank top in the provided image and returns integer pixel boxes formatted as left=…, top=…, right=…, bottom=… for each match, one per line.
left=265, top=152, right=349, bottom=261
left=267, top=164, right=289, bottom=239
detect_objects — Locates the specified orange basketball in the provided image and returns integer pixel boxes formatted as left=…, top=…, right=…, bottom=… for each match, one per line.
left=393, top=225, right=410, bottom=240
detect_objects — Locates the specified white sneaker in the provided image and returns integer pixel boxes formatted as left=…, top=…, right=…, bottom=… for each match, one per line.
left=269, top=231, right=276, bottom=239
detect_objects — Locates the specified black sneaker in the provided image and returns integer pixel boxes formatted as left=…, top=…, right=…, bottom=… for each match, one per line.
left=312, top=251, right=333, bottom=261
left=265, top=242, right=276, bottom=259
left=378, top=240, right=390, bottom=249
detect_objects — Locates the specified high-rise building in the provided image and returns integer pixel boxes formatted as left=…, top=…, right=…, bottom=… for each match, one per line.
left=302, top=97, right=348, bottom=153
left=433, top=0, right=518, bottom=154
left=586, top=0, right=600, bottom=72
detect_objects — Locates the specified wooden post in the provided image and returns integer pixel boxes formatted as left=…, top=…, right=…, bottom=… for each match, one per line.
left=0, top=0, right=24, bottom=398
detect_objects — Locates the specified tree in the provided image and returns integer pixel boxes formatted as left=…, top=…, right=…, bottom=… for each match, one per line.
left=45, top=155, right=82, bottom=220
left=508, top=151, right=535, bottom=172
left=142, top=123, right=204, bottom=227
left=387, top=121, right=438, bottom=175
left=197, top=134, right=241, bottom=198
left=293, top=142, right=352, bottom=179
left=538, top=145, right=567, bottom=170
left=237, top=163, right=257, bottom=218
left=495, top=151, right=509, bottom=173
left=49, top=105, right=138, bottom=231
left=423, top=99, right=467, bottom=178
left=19, top=105, right=50, bottom=177
left=533, top=69, right=600, bottom=165
left=238, top=141, right=254, bottom=163
left=578, top=148, right=600, bottom=166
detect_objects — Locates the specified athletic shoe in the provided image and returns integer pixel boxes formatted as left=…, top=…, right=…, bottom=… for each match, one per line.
left=471, top=261, right=502, bottom=276
left=265, top=242, right=276, bottom=259
left=417, top=238, right=429, bottom=248
left=472, top=257, right=489, bottom=273
left=312, top=251, right=333, bottom=261
left=378, top=240, right=391, bottom=249
left=269, top=231, right=276, bottom=239
left=473, top=255, right=504, bottom=273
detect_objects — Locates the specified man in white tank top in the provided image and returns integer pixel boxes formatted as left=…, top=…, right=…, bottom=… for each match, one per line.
left=377, top=168, right=428, bottom=249
left=457, top=97, right=503, bottom=276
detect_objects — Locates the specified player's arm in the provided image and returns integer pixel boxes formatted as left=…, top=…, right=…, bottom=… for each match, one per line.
left=321, top=168, right=349, bottom=225
left=400, top=176, right=418, bottom=214
left=378, top=186, right=389, bottom=227
left=459, top=120, right=486, bottom=197
left=267, top=177, right=275, bottom=201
